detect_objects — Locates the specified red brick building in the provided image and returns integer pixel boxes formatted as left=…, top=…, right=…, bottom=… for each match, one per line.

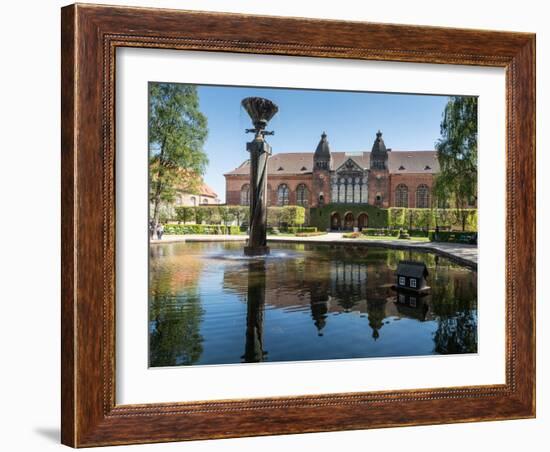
left=224, top=131, right=439, bottom=228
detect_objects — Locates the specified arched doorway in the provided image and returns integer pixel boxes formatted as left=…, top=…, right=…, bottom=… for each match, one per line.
left=344, top=212, right=355, bottom=230
left=357, top=213, right=369, bottom=230
left=330, top=212, right=341, bottom=230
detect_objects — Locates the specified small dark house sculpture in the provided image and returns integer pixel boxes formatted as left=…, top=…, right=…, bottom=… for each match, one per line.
left=394, top=260, right=430, bottom=293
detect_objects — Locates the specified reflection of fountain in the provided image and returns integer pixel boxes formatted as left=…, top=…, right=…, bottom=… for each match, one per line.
left=241, top=97, right=279, bottom=256
left=242, top=261, right=267, bottom=362
left=309, top=281, right=330, bottom=336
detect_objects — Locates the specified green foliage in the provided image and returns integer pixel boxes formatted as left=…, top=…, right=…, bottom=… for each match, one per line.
left=228, top=206, right=249, bottom=226
left=294, top=232, right=326, bottom=237
left=149, top=82, right=209, bottom=224
left=434, top=96, right=478, bottom=227
left=428, top=230, right=477, bottom=244
left=149, top=291, right=204, bottom=366
left=199, top=206, right=221, bottom=225
left=267, top=206, right=306, bottom=227
left=163, top=224, right=242, bottom=235
left=343, top=232, right=362, bottom=239
left=361, top=228, right=400, bottom=238
left=387, top=208, right=477, bottom=232
left=174, top=206, right=194, bottom=224
left=286, top=226, right=317, bottom=233
left=309, top=204, right=389, bottom=230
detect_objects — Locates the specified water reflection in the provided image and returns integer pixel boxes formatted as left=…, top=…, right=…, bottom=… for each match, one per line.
left=243, top=261, right=267, bottom=363
left=148, top=242, right=478, bottom=366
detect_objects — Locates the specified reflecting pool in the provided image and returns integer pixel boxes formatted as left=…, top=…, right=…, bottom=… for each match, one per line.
left=148, top=242, right=477, bottom=367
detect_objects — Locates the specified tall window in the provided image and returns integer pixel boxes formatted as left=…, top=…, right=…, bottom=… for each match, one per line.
left=296, top=184, right=309, bottom=207
left=415, top=184, right=430, bottom=208
left=240, top=184, right=250, bottom=206
left=395, top=184, right=409, bottom=207
left=277, top=184, right=290, bottom=206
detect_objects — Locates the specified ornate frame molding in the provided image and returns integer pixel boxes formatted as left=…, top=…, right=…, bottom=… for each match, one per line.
left=61, top=4, right=535, bottom=447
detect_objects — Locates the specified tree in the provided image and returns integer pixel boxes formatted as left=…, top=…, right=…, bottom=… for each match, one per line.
left=229, top=206, right=249, bottom=226
left=149, top=83, right=209, bottom=226
left=434, top=96, right=478, bottom=231
left=218, top=206, right=235, bottom=226
left=175, top=206, right=194, bottom=224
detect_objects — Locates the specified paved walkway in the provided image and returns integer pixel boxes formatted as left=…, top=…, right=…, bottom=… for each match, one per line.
left=151, top=232, right=477, bottom=268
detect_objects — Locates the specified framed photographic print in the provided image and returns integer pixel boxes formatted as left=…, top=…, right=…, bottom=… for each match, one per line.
left=61, top=3, right=536, bottom=447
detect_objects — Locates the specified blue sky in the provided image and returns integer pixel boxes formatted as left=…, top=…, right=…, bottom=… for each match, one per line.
left=196, top=85, right=450, bottom=202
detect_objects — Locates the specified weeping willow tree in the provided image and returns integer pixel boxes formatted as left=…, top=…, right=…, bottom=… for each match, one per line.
left=433, top=96, right=478, bottom=231
left=149, top=82, right=209, bottom=226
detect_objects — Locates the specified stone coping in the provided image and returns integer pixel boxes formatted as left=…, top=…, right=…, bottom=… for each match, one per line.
left=151, top=233, right=477, bottom=269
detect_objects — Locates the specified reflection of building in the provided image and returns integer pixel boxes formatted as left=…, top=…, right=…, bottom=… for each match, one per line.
left=225, top=131, right=440, bottom=229
left=175, top=182, right=220, bottom=206
left=392, top=292, right=432, bottom=321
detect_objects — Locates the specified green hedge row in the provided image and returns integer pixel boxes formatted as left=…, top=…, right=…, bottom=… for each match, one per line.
left=287, top=226, right=317, bottom=233
left=163, top=224, right=242, bottom=235
left=361, top=228, right=400, bottom=237
left=428, top=231, right=477, bottom=244
left=388, top=208, right=477, bottom=232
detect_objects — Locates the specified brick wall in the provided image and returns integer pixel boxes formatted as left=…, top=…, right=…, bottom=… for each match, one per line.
left=389, top=173, right=435, bottom=208
left=225, top=174, right=315, bottom=206
left=367, top=169, right=390, bottom=208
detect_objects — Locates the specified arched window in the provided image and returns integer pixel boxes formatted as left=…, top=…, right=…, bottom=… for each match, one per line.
left=296, top=184, right=309, bottom=207
left=190, top=196, right=197, bottom=207
left=277, top=184, right=289, bottom=206
left=415, top=184, right=430, bottom=208
left=240, top=184, right=250, bottom=206
left=395, top=184, right=409, bottom=207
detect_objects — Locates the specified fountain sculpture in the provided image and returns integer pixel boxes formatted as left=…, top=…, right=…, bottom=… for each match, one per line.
left=241, top=97, right=279, bottom=256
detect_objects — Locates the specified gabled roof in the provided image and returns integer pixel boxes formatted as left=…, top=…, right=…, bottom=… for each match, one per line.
left=396, top=261, right=429, bottom=279
left=224, top=151, right=440, bottom=176
left=334, top=157, right=364, bottom=173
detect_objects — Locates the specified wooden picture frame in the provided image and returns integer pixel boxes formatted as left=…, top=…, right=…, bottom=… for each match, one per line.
left=61, top=3, right=536, bottom=447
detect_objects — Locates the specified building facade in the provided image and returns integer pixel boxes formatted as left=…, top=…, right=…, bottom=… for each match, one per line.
left=224, top=131, right=440, bottom=229
left=174, top=182, right=220, bottom=207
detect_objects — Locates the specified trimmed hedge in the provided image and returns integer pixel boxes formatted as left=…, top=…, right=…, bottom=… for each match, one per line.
left=429, top=230, right=477, bottom=244
left=309, top=204, right=389, bottom=230
left=287, top=226, right=317, bottom=233
left=361, top=228, right=400, bottom=237
left=388, top=208, right=477, bottom=232
left=295, top=231, right=326, bottom=237
left=343, top=232, right=362, bottom=239
left=164, top=224, right=242, bottom=235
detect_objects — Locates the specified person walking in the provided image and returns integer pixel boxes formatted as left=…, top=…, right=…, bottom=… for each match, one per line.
left=156, top=223, right=164, bottom=240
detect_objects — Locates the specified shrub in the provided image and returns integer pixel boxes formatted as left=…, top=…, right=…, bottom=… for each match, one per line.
left=267, top=205, right=306, bottom=228
left=287, top=226, right=317, bottom=233
left=429, top=230, right=477, bottom=244
left=343, top=231, right=362, bottom=239
left=295, top=231, right=327, bottom=237
left=164, top=224, right=229, bottom=235
left=407, top=229, right=430, bottom=237
left=361, top=228, right=400, bottom=237
left=398, top=229, right=410, bottom=240
left=388, top=208, right=477, bottom=232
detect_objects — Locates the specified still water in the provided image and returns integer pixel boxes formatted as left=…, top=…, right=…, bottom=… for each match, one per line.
left=149, top=242, right=477, bottom=367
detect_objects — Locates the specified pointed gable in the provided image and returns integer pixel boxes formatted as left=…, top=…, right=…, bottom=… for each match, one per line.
left=334, top=157, right=365, bottom=173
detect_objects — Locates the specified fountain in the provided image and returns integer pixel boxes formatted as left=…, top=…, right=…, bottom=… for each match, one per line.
left=241, top=97, right=279, bottom=256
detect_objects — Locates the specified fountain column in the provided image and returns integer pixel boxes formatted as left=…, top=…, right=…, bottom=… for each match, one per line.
left=241, top=97, right=278, bottom=256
